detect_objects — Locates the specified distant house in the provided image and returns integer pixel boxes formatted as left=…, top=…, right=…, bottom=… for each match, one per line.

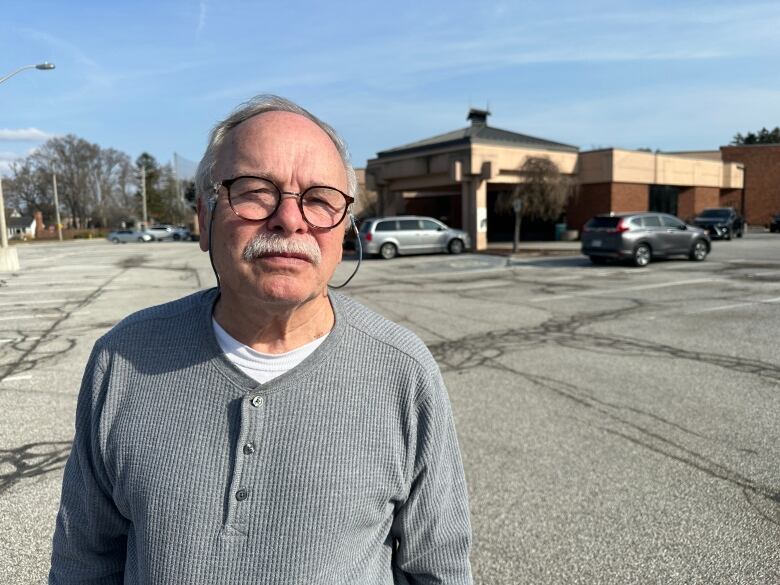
left=7, top=215, right=36, bottom=240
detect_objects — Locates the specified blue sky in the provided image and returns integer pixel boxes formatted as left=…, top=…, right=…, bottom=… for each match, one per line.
left=1, top=0, right=779, bottom=176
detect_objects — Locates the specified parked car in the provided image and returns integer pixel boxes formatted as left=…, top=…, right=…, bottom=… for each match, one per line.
left=581, top=212, right=710, bottom=267
left=358, top=216, right=471, bottom=259
left=171, top=226, right=191, bottom=241
left=143, top=224, right=192, bottom=241
left=143, top=225, right=176, bottom=241
left=769, top=213, right=780, bottom=233
left=107, top=229, right=153, bottom=243
left=692, top=207, right=744, bottom=240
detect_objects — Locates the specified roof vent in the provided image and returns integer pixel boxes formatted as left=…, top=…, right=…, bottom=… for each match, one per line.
left=467, top=108, right=491, bottom=127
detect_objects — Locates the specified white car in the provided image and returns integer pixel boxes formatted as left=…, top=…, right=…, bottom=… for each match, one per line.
left=144, top=225, right=192, bottom=241
left=107, top=230, right=153, bottom=243
left=143, top=225, right=176, bottom=241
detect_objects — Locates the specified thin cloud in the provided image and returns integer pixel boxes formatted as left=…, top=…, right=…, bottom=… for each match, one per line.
left=198, top=1, right=207, bottom=34
left=0, top=128, right=54, bottom=142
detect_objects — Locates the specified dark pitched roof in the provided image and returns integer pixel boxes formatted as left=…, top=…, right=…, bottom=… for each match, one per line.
left=376, top=123, right=579, bottom=158
left=7, top=216, right=35, bottom=229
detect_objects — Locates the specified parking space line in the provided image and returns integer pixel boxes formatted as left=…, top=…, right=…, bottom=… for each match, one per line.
left=0, top=287, right=113, bottom=295
left=0, top=299, right=70, bottom=307
left=0, top=314, right=61, bottom=321
left=0, top=374, right=33, bottom=383
left=530, top=278, right=721, bottom=303
left=689, top=296, right=780, bottom=314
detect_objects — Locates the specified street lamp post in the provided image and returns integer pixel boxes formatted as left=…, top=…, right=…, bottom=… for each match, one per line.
left=0, top=62, right=55, bottom=86
left=0, top=61, right=56, bottom=272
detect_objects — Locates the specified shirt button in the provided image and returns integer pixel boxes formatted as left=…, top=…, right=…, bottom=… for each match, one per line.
left=235, top=488, right=248, bottom=501
left=250, top=395, right=263, bottom=408
left=243, top=442, right=256, bottom=455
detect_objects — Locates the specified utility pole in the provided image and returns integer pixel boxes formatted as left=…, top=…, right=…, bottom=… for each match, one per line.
left=93, top=172, right=107, bottom=229
left=52, top=173, right=63, bottom=241
left=173, top=152, right=183, bottom=202
left=141, top=165, right=148, bottom=228
left=0, top=177, right=20, bottom=271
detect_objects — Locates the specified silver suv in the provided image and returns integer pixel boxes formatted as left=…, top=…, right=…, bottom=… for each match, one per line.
left=359, top=216, right=471, bottom=259
left=581, top=212, right=710, bottom=267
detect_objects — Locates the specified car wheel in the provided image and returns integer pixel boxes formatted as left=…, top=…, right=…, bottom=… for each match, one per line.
left=589, top=255, right=608, bottom=265
left=111, top=237, right=120, bottom=244
left=689, top=239, right=708, bottom=261
left=448, top=239, right=464, bottom=254
left=632, top=243, right=651, bottom=267
left=737, top=228, right=743, bottom=238
left=138, top=237, right=146, bottom=242
left=173, top=234, right=181, bottom=241
left=380, top=242, right=397, bottom=260
left=725, top=228, right=732, bottom=241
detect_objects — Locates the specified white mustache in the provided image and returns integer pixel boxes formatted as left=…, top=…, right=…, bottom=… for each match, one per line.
left=242, top=233, right=322, bottom=265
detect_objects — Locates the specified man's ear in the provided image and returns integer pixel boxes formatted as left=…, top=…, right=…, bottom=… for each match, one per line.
left=196, top=198, right=210, bottom=252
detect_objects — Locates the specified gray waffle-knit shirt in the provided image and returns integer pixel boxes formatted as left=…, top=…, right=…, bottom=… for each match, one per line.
left=50, top=288, right=472, bottom=584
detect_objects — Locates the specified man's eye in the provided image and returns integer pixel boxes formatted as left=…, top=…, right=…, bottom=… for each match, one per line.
left=238, top=188, right=275, bottom=198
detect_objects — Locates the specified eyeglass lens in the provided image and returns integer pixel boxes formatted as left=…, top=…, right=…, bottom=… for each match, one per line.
left=228, top=177, right=348, bottom=227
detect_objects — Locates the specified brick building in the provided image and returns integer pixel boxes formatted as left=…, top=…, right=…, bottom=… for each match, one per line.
left=719, top=144, right=780, bottom=227
left=366, top=109, right=745, bottom=250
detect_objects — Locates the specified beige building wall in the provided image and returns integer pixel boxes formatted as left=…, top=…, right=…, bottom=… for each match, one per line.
left=579, top=149, right=742, bottom=189
left=367, top=139, right=744, bottom=249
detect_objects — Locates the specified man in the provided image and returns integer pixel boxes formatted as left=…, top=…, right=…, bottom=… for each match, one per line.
left=50, top=95, right=472, bottom=584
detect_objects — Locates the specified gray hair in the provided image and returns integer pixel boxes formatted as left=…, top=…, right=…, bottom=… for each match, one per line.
left=195, top=94, right=358, bottom=206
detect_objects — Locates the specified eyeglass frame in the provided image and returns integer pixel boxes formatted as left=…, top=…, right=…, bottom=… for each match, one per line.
left=214, top=175, right=355, bottom=230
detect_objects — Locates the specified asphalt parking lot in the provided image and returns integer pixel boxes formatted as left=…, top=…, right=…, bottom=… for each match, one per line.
left=1, top=235, right=779, bottom=584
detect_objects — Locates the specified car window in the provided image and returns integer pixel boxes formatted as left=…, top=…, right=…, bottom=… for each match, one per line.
left=629, top=218, right=643, bottom=228
left=642, top=216, right=661, bottom=227
left=661, top=215, right=685, bottom=229
left=359, top=221, right=372, bottom=234
left=585, top=217, right=620, bottom=228
left=699, top=209, right=730, bottom=218
left=420, top=219, right=440, bottom=231
left=398, top=219, right=420, bottom=230
left=375, top=220, right=397, bottom=231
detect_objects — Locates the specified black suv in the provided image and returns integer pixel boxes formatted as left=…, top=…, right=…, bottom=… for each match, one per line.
left=692, top=208, right=744, bottom=240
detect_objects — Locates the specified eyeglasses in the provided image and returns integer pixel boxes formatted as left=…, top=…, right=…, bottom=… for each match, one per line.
left=219, top=176, right=354, bottom=229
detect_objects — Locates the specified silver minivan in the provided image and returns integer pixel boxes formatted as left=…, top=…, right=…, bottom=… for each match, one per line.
left=359, top=216, right=471, bottom=259
left=581, top=212, right=710, bottom=267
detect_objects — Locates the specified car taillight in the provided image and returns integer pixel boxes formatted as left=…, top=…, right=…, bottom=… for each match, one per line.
left=365, top=233, right=372, bottom=242
left=616, top=219, right=630, bottom=233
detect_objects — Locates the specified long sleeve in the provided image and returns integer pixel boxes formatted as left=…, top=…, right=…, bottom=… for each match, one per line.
left=49, top=346, right=129, bottom=584
left=391, top=370, right=473, bottom=585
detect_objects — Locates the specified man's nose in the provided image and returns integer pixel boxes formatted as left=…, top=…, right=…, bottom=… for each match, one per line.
left=267, top=194, right=307, bottom=234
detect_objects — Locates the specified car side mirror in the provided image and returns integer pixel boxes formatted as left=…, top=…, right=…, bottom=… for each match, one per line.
left=438, top=226, right=447, bottom=231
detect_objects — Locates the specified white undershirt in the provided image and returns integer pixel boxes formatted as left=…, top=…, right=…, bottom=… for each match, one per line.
left=212, top=318, right=328, bottom=384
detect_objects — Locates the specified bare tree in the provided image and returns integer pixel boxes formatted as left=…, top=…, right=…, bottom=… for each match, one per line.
left=94, top=148, right=136, bottom=227
left=495, top=156, right=574, bottom=249
left=495, top=156, right=573, bottom=220
left=4, top=159, right=54, bottom=219
left=32, top=135, right=100, bottom=228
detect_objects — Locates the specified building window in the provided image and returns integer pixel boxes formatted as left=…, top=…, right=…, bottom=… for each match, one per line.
left=649, top=185, right=680, bottom=216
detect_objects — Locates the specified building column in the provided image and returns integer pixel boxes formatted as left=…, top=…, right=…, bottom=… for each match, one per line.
left=461, top=179, right=488, bottom=251
left=475, top=179, right=487, bottom=250
left=378, top=185, right=389, bottom=216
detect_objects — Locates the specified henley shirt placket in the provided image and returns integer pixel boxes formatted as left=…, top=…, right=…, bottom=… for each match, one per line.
left=224, top=388, right=267, bottom=536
